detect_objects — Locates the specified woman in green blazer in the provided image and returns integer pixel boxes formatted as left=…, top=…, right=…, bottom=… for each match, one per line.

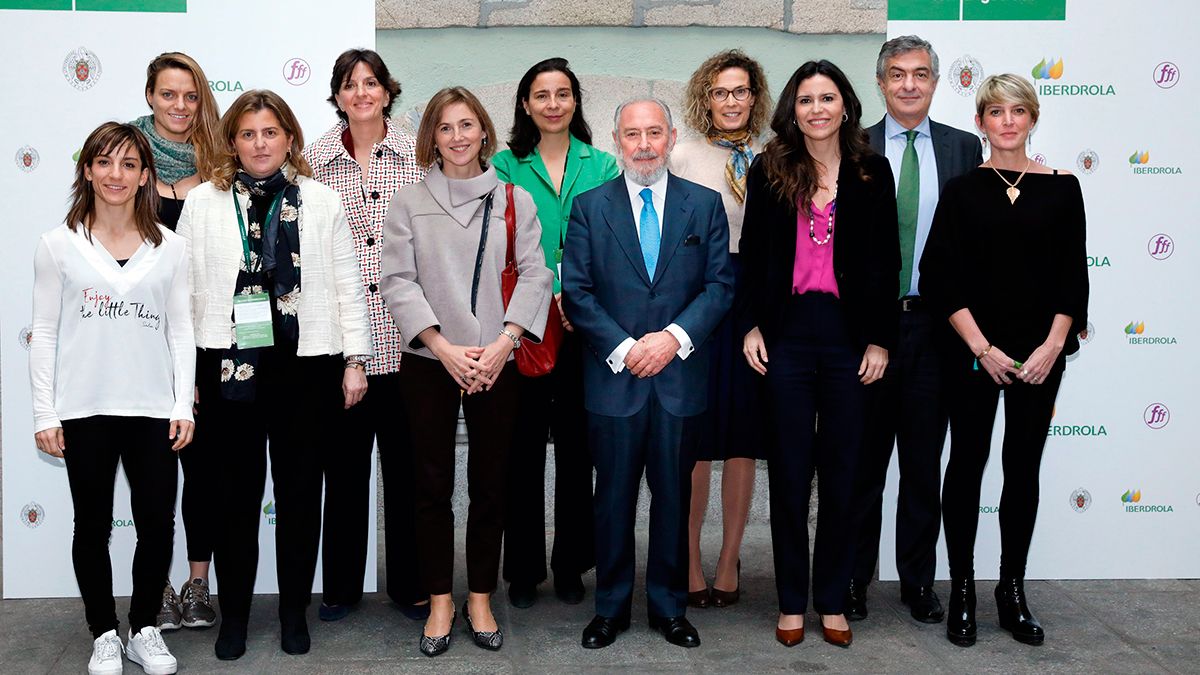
left=492, top=57, right=619, bottom=609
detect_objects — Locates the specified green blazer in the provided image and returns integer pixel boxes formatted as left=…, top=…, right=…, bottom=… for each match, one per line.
left=493, top=135, right=620, bottom=293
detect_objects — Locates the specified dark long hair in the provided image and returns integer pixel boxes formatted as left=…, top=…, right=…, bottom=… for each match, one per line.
left=507, top=58, right=593, bottom=158
left=761, top=60, right=872, bottom=210
left=66, top=122, right=162, bottom=247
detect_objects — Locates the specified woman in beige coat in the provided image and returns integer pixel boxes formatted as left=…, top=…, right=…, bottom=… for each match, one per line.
left=380, top=86, right=552, bottom=657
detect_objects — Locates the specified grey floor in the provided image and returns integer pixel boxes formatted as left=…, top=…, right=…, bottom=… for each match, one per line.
left=2, top=525, right=1198, bottom=674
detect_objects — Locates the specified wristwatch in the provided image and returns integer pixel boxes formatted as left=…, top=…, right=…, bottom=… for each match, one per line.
left=500, top=328, right=521, bottom=349
left=344, top=354, right=368, bottom=369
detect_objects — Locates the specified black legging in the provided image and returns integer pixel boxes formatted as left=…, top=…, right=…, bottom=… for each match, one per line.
left=61, top=415, right=177, bottom=638
left=941, top=360, right=1064, bottom=580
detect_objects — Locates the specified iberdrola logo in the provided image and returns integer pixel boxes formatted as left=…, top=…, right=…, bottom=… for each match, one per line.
left=1031, top=57, right=1064, bottom=80
left=1124, top=321, right=1144, bottom=335
left=1125, top=320, right=1177, bottom=346
left=263, top=500, right=277, bottom=524
left=1129, top=151, right=1150, bottom=165
left=1128, top=149, right=1181, bottom=175
left=1121, top=489, right=1141, bottom=503
left=1122, top=489, right=1174, bottom=513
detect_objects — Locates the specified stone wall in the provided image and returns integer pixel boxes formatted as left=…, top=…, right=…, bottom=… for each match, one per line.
left=378, top=0, right=885, bottom=33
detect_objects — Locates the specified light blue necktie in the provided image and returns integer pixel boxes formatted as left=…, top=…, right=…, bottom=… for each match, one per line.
left=639, top=187, right=660, bottom=280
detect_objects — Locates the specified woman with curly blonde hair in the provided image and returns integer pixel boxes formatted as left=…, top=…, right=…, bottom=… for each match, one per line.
left=177, top=89, right=371, bottom=660
left=669, top=49, right=770, bottom=611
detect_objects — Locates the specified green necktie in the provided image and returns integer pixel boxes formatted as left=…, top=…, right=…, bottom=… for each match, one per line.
left=897, top=129, right=919, bottom=297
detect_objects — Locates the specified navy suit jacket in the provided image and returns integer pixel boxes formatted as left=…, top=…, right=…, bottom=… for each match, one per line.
left=561, top=173, right=734, bottom=418
left=867, top=117, right=983, bottom=197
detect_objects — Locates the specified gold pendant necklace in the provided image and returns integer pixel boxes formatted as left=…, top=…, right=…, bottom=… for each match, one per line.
left=988, top=159, right=1032, bottom=205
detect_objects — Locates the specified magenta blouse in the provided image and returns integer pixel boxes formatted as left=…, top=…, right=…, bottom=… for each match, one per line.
left=791, top=199, right=839, bottom=297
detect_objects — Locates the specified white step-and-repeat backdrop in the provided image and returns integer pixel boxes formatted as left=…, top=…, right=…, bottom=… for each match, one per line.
left=880, top=0, right=1199, bottom=579
left=1, top=0, right=376, bottom=598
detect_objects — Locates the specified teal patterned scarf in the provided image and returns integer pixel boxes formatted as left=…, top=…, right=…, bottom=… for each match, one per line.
left=130, top=115, right=197, bottom=185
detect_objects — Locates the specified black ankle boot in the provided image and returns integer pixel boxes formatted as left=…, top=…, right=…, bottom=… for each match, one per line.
left=945, top=577, right=976, bottom=647
left=995, top=577, right=1044, bottom=645
left=280, top=612, right=311, bottom=655
left=215, top=617, right=248, bottom=660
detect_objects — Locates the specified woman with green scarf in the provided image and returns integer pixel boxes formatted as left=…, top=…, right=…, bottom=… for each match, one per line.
left=135, top=52, right=222, bottom=636
left=669, top=49, right=771, bottom=611
left=133, top=52, right=220, bottom=231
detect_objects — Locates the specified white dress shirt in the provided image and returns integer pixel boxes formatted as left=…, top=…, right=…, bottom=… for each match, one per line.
left=883, top=114, right=940, bottom=296
left=604, top=170, right=694, bottom=374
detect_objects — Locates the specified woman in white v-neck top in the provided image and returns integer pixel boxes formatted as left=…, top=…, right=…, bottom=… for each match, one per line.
left=29, top=122, right=194, bottom=675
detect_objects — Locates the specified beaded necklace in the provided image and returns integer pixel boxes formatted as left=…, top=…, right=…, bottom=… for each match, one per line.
left=809, top=190, right=837, bottom=246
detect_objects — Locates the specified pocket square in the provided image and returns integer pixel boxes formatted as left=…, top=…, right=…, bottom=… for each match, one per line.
left=683, top=234, right=701, bottom=246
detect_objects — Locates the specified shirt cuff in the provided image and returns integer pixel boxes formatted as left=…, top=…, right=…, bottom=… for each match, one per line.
left=665, top=323, right=694, bottom=360
left=606, top=337, right=637, bottom=374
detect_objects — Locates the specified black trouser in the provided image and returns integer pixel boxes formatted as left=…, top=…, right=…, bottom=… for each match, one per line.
left=942, top=359, right=1064, bottom=580
left=199, top=347, right=342, bottom=625
left=504, top=331, right=595, bottom=586
left=766, top=294, right=867, bottom=615
left=180, top=363, right=213, bottom=564
left=323, top=370, right=423, bottom=607
left=590, top=398, right=699, bottom=620
left=399, top=355, right=519, bottom=595
left=61, top=415, right=178, bottom=638
left=851, top=304, right=948, bottom=588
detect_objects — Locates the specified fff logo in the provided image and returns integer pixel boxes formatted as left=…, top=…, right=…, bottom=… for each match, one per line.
left=1148, top=234, right=1173, bottom=260
left=283, top=58, right=311, bottom=86
left=1144, top=403, right=1170, bottom=429
left=1154, top=62, right=1179, bottom=89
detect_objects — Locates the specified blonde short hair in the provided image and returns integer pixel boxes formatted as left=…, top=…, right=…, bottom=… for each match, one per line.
left=975, top=74, right=1040, bottom=124
left=211, top=90, right=312, bottom=191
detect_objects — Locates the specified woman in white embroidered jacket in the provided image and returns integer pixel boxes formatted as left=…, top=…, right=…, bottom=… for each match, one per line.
left=30, top=121, right=194, bottom=675
left=176, top=89, right=371, bottom=661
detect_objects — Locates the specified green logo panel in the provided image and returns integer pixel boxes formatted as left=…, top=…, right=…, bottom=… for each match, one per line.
left=889, top=0, right=1066, bottom=21
left=1, top=0, right=184, bottom=10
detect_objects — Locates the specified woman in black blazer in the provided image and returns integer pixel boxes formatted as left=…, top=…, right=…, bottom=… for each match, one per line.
left=739, top=60, right=899, bottom=649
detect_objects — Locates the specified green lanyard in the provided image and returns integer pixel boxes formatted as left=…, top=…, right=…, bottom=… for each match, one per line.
left=232, top=189, right=285, bottom=273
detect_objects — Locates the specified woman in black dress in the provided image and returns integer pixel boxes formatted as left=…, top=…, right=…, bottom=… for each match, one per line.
left=920, top=73, right=1088, bottom=648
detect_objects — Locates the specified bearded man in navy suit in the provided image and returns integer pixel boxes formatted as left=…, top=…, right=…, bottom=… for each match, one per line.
left=562, top=98, right=734, bottom=650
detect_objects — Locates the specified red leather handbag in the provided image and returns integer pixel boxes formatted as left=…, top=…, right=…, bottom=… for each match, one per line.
left=501, top=183, right=562, bottom=377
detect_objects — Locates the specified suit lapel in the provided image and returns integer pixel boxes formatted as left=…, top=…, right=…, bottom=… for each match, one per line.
left=601, top=179, right=652, bottom=286
left=652, top=174, right=693, bottom=286
left=930, top=120, right=954, bottom=194
left=524, top=151, right=557, bottom=196
left=868, top=119, right=886, bottom=155
left=559, top=137, right=586, bottom=202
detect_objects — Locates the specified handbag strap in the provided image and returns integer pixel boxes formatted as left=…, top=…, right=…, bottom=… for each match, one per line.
left=470, top=191, right=496, bottom=316
left=504, top=183, right=517, bottom=271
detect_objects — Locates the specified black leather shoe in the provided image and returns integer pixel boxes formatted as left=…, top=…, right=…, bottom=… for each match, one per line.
left=280, top=613, right=310, bottom=655
left=419, top=610, right=456, bottom=657
left=507, top=582, right=537, bottom=609
left=554, top=573, right=585, bottom=605
left=648, top=615, right=701, bottom=648
left=946, top=577, right=977, bottom=647
left=845, top=579, right=868, bottom=621
left=397, top=601, right=431, bottom=621
left=901, top=585, right=945, bottom=623
left=995, top=577, right=1045, bottom=645
left=581, top=615, right=629, bottom=649
left=214, top=618, right=247, bottom=660
left=318, top=602, right=350, bottom=622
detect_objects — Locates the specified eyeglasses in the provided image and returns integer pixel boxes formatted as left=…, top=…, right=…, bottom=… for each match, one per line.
left=709, top=87, right=752, bottom=102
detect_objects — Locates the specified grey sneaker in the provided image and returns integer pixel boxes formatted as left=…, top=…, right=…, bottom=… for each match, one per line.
left=156, top=582, right=182, bottom=631
left=180, top=577, right=216, bottom=628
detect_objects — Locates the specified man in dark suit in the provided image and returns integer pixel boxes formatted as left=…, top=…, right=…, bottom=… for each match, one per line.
left=562, top=98, right=734, bottom=650
left=849, top=35, right=984, bottom=624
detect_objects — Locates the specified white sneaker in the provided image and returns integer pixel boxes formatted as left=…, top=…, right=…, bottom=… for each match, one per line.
left=127, top=625, right=178, bottom=674
left=87, top=629, right=124, bottom=675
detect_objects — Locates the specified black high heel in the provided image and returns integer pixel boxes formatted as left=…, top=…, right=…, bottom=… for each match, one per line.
left=995, top=577, right=1045, bottom=645
left=711, top=559, right=740, bottom=608
left=462, top=600, right=503, bottom=651
left=418, top=609, right=456, bottom=657
left=946, top=577, right=977, bottom=647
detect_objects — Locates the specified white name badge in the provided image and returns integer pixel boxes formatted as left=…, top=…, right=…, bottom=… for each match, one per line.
left=232, top=293, right=275, bottom=348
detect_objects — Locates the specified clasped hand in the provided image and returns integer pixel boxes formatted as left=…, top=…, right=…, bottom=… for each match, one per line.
left=437, top=337, right=514, bottom=394
left=625, top=331, right=679, bottom=378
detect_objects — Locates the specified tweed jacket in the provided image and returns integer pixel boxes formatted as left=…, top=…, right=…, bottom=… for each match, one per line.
left=177, top=173, right=373, bottom=358
left=304, top=118, right=425, bottom=374
left=379, top=164, right=552, bottom=360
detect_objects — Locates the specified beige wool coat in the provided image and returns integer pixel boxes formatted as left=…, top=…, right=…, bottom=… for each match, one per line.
left=380, top=164, right=552, bottom=360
